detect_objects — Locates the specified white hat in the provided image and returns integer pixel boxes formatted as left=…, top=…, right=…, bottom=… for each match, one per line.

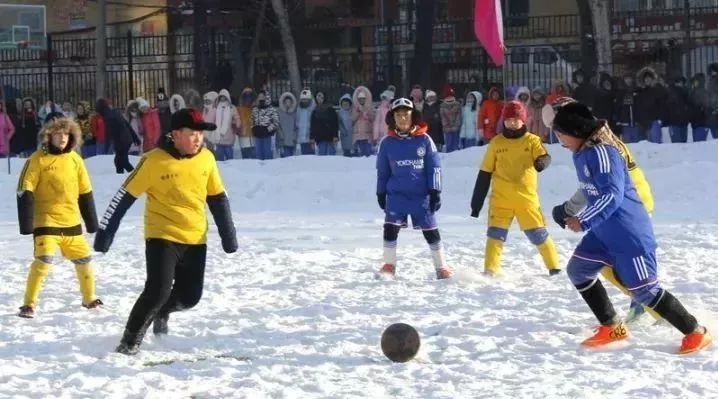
left=381, top=90, right=395, bottom=101
left=136, top=97, right=150, bottom=109
left=425, top=90, right=437, bottom=99
left=300, top=88, right=313, bottom=100
left=357, top=91, right=367, bottom=99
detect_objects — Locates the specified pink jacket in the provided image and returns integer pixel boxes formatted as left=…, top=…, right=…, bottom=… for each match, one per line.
left=142, top=108, right=161, bottom=152
left=373, top=100, right=391, bottom=142
left=0, top=112, right=15, bottom=155
left=351, top=86, right=374, bottom=144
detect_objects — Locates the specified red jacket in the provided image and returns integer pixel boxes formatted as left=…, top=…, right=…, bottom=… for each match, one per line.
left=478, top=87, right=503, bottom=141
left=141, top=108, right=161, bottom=152
left=90, top=113, right=105, bottom=144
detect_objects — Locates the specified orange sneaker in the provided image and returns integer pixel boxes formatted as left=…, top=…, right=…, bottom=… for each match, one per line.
left=581, top=321, right=628, bottom=347
left=678, top=327, right=712, bottom=355
left=436, top=267, right=453, bottom=280
left=376, top=263, right=395, bottom=279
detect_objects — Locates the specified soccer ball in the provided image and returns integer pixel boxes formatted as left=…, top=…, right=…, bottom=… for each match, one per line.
left=381, top=323, right=420, bottom=363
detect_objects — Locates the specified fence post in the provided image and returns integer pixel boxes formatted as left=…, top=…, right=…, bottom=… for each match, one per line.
left=127, top=30, right=135, bottom=100
left=47, top=33, right=54, bottom=101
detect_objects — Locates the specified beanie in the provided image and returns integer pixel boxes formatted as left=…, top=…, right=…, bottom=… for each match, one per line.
left=552, top=102, right=603, bottom=139
left=502, top=101, right=527, bottom=124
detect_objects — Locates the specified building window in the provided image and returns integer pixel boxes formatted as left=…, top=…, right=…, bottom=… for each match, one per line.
left=397, top=0, right=414, bottom=23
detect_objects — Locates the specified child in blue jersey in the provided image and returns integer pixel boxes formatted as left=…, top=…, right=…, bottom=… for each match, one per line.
left=552, top=102, right=711, bottom=354
left=376, top=98, right=453, bottom=280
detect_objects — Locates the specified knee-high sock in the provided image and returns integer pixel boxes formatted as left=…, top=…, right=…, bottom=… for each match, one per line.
left=383, top=240, right=397, bottom=265
left=24, top=260, right=52, bottom=308
left=74, top=264, right=96, bottom=305
left=599, top=266, right=661, bottom=321
left=429, top=241, right=447, bottom=271
left=537, top=237, right=560, bottom=271
left=484, top=238, right=503, bottom=274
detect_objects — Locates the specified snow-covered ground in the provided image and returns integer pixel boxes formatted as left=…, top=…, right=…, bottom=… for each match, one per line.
left=1, top=141, right=718, bottom=398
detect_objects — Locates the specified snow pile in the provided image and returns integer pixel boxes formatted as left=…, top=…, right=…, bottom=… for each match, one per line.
left=0, top=141, right=717, bottom=398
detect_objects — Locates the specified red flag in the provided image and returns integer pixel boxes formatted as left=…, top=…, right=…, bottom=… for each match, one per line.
left=474, top=0, right=505, bottom=66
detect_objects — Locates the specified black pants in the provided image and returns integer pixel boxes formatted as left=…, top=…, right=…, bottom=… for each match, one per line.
left=124, top=239, right=207, bottom=337
left=114, top=145, right=134, bottom=174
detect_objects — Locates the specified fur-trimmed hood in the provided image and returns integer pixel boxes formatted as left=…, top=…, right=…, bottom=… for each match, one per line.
left=516, top=86, right=531, bottom=104
left=279, top=92, right=297, bottom=112
left=39, top=117, right=83, bottom=153
left=169, top=94, right=186, bottom=114
left=637, top=66, right=658, bottom=87
left=352, top=86, right=373, bottom=112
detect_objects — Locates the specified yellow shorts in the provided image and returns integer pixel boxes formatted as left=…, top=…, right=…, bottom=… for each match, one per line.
left=34, top=234, right=91, bottom=264
left=488, top=206, right=546, bottom=231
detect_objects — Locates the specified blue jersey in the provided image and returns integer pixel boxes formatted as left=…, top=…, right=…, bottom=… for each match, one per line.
left=376, top=127, right=441, bottom=208
left=573, top=144, right=656, bottom=255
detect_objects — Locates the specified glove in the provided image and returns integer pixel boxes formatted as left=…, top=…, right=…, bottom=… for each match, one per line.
left=93, top=229, right=113, bottom=253
left=470, top=208, right=480, bottom=218
left=429, top=190, right=441, bottom=213
left=222, top=236, right=238, bottom=254
left=552, top=203, right=569, bottom=229
left=377, top=193, right=386, bottom=210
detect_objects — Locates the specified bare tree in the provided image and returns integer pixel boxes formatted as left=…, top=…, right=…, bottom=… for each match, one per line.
left=589, top=0, right=612, bottom=73
left=248, top=0, right=269, bottom=85
left=269, top=0, right=302, bottom=95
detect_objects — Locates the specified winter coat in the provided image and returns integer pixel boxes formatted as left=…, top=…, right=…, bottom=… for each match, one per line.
left=238, top=88, right=255, bottom=138
left=664, top=81, right=691, bottom=127
left=460, top=92, right=482, bottom=140
left=214, top=90, right=240, bottom=146
left=296, top=100, right=316, bottom=144
left=251, top=104, right=279, bottom=138
left=440, top=97, right=462, bottom=133
left=572, top=69, right=597, bottom=110
left=11, top=98, right=39, bottom=154
left=373, top=100, right=391, bottom=143
left=278, top=92, right=298, bottom=147
left=422, top=100, right=443, bottom=145
left=594, top=73, right=617, bottom=128
left=527, top=88, right=549, bottom=139
left=310, top=103, right=339, bottom=143
left=515, top=86, right=531, bottom=108
left=338, top=94, right=354, bottom=150
left=478, top=87, right=504, bottom=141
left=0, top=110, right=15, bottom=155
left=351, top=86, right=375, bottom=144
left=90, top=113, right=105, bottom=144
left=708, top=67, right=718, bottom=128
left=689, top=74, right=709, bottom=127
left=141, top=108, right=161, bottom=152
left=38, top=102, right=63, bottom=124
left=634, top=67, right=665, bottom=126
left=169, top=94, right=186, bottom=114
left=96, top=99, right=139, bottom=151
left=156, top=95, right=171, bottom=135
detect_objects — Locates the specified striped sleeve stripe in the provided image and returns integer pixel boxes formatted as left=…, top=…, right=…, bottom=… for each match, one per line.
left=578, top=193, right=614, bottom=222
left=16, top=159, right=31, bottom=191
left=596, top=145, right=610, bottom=174
left=121, top=157, right=147, bottom=189
left=433, top=167, right=441, bottom=191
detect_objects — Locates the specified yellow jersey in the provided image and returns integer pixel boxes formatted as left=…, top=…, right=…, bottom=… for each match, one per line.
left=614, top=140, right=655, bottom=214
left=121, top=147, right=226, bottom=244
left=18, top=150, right=92, bottom=229
left=480, top=133, right=547, bottom=208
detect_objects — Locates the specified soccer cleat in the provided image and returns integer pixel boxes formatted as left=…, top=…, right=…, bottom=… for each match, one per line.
left=18, top=305, right=35, bottom=319
left=549, top=269, right=562, bottom=276
left=581, top=321, right=629, bottom=347
left=153, top=313, right=169, bottom=335
left=624, top=301, right=646, bottom=324
left=678, top=327, right=712, bottom=355
left=436, top=266, right=453, bottom=280
left=376, top=263, right=396, bottom=279
left=82, top=299, right=104, bottom=309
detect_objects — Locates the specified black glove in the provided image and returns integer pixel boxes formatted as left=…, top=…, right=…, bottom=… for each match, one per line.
left=222, top=236, right=238, bottom=254
left=470, top=207, right=481, bottom=218
left=429, top=190, right=441, bottom=213
left=93, top=229, right=113, bottom=253
left=552, top=203, right=569, bottom=229
left=534, top=154, right=551, bottom=172
left=377, top=193, right=386, bottom=210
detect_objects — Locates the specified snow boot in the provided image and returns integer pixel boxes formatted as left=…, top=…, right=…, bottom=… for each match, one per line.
left=18, top=305, right=35, bottom=319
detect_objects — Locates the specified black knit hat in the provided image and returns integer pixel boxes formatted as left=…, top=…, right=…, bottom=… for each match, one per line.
left=552, top=102, right=603, bottom=139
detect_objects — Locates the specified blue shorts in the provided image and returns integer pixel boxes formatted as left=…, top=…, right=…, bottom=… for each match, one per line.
left=569, top=232, right=658, bottom=290
left=385, top=199, right=437, bottom=230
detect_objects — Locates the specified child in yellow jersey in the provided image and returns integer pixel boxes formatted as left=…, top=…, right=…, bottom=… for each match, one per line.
left=16, top=118, right=102, bottom=318
left=470, top=101, right=560, bottom=276
left=94, top=109, right=238, bottom=356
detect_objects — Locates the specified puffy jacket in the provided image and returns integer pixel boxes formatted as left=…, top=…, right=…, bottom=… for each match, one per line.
left=478, top=87, right=503, bottom=141
left=278, top=92, right=298, bottom=147
left=351, top=86, right=374, bottom=143
left=439, top=97, right=462, bottom=133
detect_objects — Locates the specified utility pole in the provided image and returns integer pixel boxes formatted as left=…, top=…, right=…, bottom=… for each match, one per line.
left=96, top=0, right=107, bottom=100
